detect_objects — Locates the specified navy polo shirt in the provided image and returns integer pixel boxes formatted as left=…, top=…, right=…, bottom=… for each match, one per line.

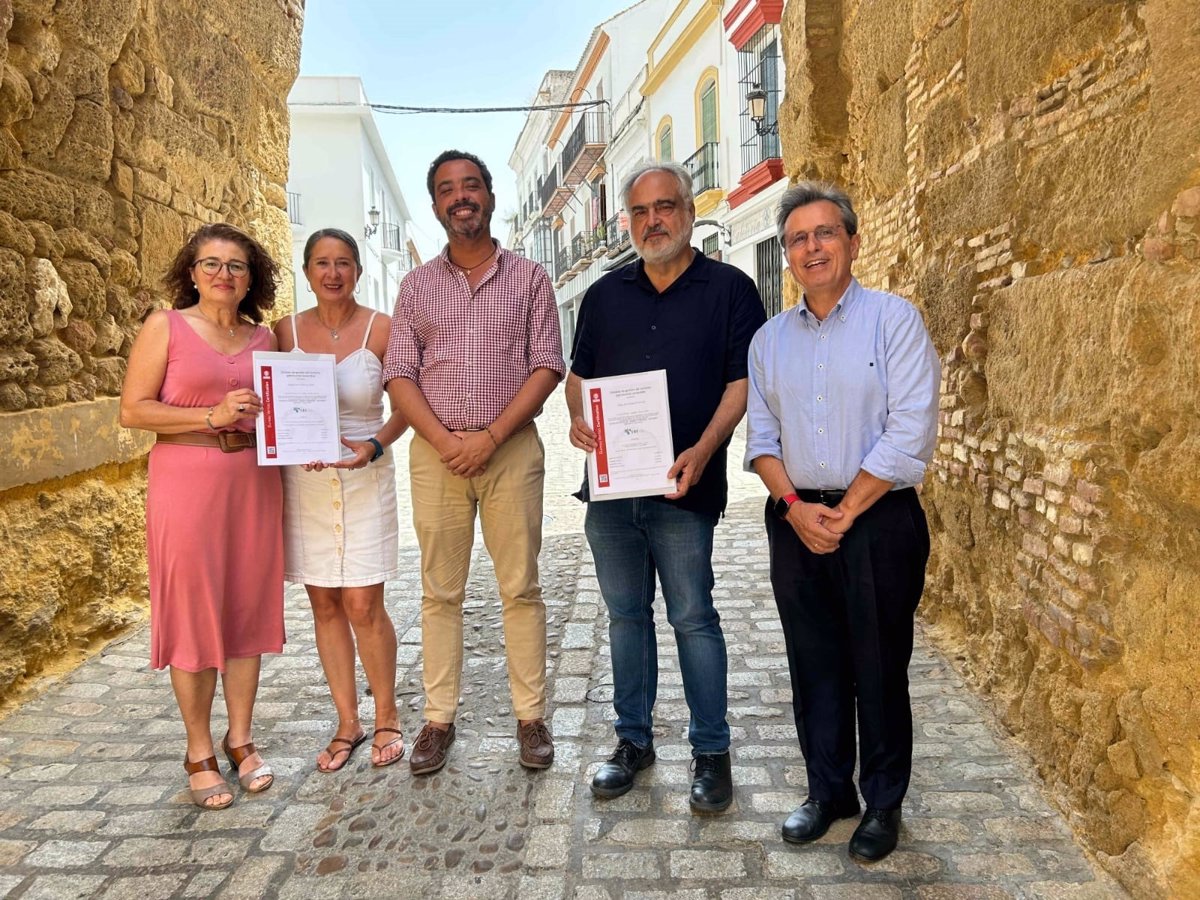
left=570, top=249, right=766, bottom=516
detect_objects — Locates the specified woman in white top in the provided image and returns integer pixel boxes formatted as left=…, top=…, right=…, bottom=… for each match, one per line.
left=275, top=228, right=408, bottom=771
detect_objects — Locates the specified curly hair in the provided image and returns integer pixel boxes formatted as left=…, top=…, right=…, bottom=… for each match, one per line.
left=162, top=222, right=280, bottom=323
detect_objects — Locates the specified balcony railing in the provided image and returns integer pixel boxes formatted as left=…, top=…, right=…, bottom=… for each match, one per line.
left=604, top=213, right=629, bottom=257
left=554, top=245, right=570, bottom=281
left=381, top=222, right=403, bottom=252
left=570, top=231, right=594, bottom=267
left=538, top=163, right=571, bottom=217
left=286, top=191, right=302, bottom=225
left=561, top=111, right=609, bottom=186
left=683, top=142, right=720, bottom=195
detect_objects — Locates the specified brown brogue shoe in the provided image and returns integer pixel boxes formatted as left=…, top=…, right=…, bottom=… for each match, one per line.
left=409, top=722, right=455, bottom=776
left=517, top=719, right=554, bottom=769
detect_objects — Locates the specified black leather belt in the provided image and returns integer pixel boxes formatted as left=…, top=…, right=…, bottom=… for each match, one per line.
left=796, top=489, right=846, bottom=506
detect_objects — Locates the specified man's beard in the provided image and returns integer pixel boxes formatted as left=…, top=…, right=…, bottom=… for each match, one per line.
left=634, top=226, right=692, bottom=265
left=439, top=199, right=494, bottom=240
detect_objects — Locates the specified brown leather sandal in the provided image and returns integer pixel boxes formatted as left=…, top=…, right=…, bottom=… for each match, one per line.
left=222, top=733, right=274, bottom=793
left=371, top=727, right=405, bottom=768
left=183, top=754, right=234, bottom=810
left=317, top=733, right=367, bottom=773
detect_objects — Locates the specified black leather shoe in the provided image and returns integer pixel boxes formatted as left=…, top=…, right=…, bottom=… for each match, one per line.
left=781, top=797, right=861, bottom=843
left=591, top=739, right=655, bottom=799
left=689, top=752, right=733, bottom=814
left=849, top=807, right=902, bottom=862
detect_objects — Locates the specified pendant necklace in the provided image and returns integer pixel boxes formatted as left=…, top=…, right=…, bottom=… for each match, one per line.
left=315, top=305, right=356, bottom=342
left=452, top=245, right=497, bottom=276
left=198, top=309, right=236, bottom=337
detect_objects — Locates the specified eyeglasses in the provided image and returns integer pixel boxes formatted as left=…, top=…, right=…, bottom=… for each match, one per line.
left=785, top=224, right=846, bottom=249
left=193, top=257, right=250, bottom=277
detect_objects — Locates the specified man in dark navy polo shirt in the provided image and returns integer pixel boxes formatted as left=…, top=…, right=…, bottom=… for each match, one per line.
left=566, top=161, right=766, bottom=814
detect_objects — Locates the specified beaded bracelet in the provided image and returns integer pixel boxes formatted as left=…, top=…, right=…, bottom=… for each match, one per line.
left=484, top=425, right=499, bottom=448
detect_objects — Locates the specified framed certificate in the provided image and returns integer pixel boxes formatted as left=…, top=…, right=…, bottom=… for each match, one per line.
left=252, top=351, right=342, bottom=466
left=581, top=369, right=677, bottom=501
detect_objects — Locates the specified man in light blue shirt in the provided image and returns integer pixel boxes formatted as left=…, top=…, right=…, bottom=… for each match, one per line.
left=746, top=181, right=940, bottom=863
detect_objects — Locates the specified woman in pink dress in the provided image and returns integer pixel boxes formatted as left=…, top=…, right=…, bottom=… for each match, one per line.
left=121, top=223, right=284, bottom=811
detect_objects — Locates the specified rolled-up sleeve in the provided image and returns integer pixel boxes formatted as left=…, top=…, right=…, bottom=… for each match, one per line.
left=861, top=303, right=940, bottom=485
left=526, top=265, right=565, bottom=378
left=744, top=328, right=783, bottom=470
left=382, top=274, right=420, bottom=386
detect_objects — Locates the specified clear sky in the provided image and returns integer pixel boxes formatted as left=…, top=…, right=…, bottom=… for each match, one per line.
left=298, top=1, right=639, bottom=260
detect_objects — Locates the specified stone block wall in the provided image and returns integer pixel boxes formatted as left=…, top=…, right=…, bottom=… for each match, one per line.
left=779, top=1, right=1199, bottom=897
left=0, top=0, right=303, bottom=702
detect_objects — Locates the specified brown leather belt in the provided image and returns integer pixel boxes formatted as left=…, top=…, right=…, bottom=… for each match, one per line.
left=156, top=431, right=257, bottom=453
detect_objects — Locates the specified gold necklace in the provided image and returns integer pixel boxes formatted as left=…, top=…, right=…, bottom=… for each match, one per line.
left=451, top=245, right=496, bottom=275
left=314, top=305, right=356, bottom=341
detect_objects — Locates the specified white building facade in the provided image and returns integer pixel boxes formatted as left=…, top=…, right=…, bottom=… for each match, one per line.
left=287, top=76, right=418, bottom=315
left=508, top=0, right=788, bottom=358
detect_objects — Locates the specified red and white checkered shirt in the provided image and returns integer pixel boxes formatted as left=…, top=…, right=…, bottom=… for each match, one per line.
left=382, top=244, right=565, bottom=430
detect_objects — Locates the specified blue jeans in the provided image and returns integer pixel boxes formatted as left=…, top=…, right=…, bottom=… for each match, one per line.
left=584, top=498, right=729, bottom=755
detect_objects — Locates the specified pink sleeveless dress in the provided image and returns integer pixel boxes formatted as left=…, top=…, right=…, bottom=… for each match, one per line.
left=146, top=310, right=285, bottom=672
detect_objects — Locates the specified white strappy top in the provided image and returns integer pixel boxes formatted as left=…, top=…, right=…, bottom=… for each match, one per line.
left=290, top=310, right=385, bottom=461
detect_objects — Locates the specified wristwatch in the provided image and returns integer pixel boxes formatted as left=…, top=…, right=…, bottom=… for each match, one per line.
left=773, top=492, right=800, bottom=520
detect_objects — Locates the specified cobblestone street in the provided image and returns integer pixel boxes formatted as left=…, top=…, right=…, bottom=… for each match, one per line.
left=0, top=391, right=1126, bottom=899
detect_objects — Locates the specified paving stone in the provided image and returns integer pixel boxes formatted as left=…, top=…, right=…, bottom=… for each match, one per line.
left=915, top=887, right=1017, bottom=899
left=763, top=849, right=845, bottom=877
left=606, top=818, right=689, bottom=845
left=100, top=873, right=188, bottom=899
left=583, top=850, right=663, bottom=879
left=0, top=838, right=37, bottom=865
left=24, top=838, right=109, bottom=867
left=20, top=874, right=109, bottom=899
left=526, top=823, right=572, bottom=868
left=810, top=887, right=905, bottom=900
left=218, top=855, right=288, bottom=899
left=956, top=851, right=1039, bottom=877
left=670, top=848, right=746, bottom=879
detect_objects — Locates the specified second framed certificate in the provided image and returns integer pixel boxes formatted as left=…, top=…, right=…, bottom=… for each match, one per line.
left=581, top=369, right=676, bottom=501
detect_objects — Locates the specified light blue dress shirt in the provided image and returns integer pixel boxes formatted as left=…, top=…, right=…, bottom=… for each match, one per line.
left=745, top=278, right=940, bottom=491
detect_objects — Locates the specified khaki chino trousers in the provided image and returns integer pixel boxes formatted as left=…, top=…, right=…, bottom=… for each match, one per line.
left=409, top=424, right=547, bottom=723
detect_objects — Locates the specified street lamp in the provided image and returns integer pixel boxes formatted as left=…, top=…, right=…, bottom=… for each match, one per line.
left=364, top=205, right=381, bottom=238
left=746, top=84, right=777, bottom=136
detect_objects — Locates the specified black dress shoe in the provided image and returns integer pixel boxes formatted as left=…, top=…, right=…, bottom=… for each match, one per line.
left=689, top=752, right=733, bottom=814
left=591, top=739, right=655, bottom=799
left=781, top=797, right=862, bottom=843
left=849, top=807, right=902, bottom=862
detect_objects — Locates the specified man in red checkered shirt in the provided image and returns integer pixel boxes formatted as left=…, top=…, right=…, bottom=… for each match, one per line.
left=383, top=150, right=565, bottom=776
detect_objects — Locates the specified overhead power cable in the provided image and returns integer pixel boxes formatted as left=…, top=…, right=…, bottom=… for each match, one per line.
left=371, top=99, right=608, bottom=115
left=294, top=99, right=609, bottom=115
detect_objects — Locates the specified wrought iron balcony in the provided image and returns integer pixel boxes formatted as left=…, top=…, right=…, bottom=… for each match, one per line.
left=380, top=224, right=413, bottom=270
left=538, top=163, right=571, bottom=217
left=604, top=213, right=629, bottom=257
left=683, top=142, right=720, bottom=195
left=286, top=191, right=302, bottom=226
left=561, top=111, right=609, bottom=187
left=554, top=245, right=570, bottom=281
left=570, top=231, right=594, bottom=267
